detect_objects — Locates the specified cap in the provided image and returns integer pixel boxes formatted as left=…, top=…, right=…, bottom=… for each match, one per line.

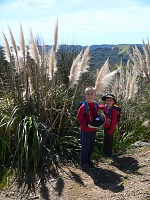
left=102, top=94, right=117, bottom=104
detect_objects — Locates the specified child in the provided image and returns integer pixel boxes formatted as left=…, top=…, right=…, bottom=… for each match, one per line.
left=101, top=94, right=118, bottom=157
left=77, top=86, right=102, bottom=169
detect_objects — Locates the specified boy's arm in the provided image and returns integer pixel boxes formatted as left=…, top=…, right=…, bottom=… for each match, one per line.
left=108, top=108, right=117, bottom=135
left=98, top=104, right=104, bottom=111
left=77, top=105, right=85, bottom=124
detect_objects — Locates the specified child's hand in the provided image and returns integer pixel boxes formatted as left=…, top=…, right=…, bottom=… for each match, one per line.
left=97, top=110, right=101, bottom=115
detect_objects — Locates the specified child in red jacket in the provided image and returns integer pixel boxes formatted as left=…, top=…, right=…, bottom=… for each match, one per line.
left=102, top=94, right=118, bottom=157
left=77, top=86, right=102, bottom=169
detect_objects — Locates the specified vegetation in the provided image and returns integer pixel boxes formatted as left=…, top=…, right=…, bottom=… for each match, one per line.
left=0, top=22, right=149, bottom=187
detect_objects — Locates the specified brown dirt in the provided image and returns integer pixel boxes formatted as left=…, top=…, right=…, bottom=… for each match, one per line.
left=0, top=146, right=150, bottom=200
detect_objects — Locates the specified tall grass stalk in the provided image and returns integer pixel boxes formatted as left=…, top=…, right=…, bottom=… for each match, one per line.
left=95, top=59, right=109, bottom=93
left=20, top=23, right=27, bottom=99
left=29, top=29, right=41, bottom=66
left=142, top=39, right=150, bottom=80
left=95, top=59, right=119, bottom=94
left=2, top=32, right=16, bottom=98
left=53, top=19, right=58, bottom=52
left=70, top=46, right=90, bottom=112
left=128, top=74, right=137, bottom=100
left=119, top=60, right=124, bottom=88
left=130, top=50, right=142, bottom=76
left=2, top=32, right=12, bottom=63
left=48, top=46, right=57, bottom=125
left=130, top=44, right=150, bottom=81
left=58, top=51, right=82, bottom=132
left=8, top=26, right=18, bottom=62
left=125, top=73, right=131, bottom=102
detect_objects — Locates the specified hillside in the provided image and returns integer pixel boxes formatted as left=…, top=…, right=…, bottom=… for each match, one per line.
left=55, top=44, right=143, bottom=69
left=0, top=44, right=143, bottom=70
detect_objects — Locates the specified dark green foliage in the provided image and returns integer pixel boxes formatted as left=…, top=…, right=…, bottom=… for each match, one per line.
left=92, top=130, right=104, bottom=160
left=56, top=45, right=82, bottom=86
left=46, top=135, right=81, bottom=166
left=0, top=168, right=14, bottom=189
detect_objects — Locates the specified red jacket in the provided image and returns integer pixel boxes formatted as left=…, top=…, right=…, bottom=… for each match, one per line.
left=101, top=104, right=118, bottom=135
left=77, top=102, right=101, bottom=132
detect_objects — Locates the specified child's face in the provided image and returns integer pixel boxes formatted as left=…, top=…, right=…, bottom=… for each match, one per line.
left=85, top=90, right=96, bottom=103
left=106, top=97, right=115, bottom=107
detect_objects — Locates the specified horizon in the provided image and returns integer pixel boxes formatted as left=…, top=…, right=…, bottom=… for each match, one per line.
left=1, top=0, right=150, bottom=46
left=0, top=43, right=144, bottom=48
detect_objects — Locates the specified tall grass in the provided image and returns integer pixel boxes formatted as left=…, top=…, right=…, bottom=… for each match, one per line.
left=0, top=22, right=96, bottom=177
left=0, top=22, right=150, bottom=179
left=110, top=40, right=150, bottom=148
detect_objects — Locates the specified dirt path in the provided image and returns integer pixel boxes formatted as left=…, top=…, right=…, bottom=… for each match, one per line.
left=0, top=146, right=150, bottom=200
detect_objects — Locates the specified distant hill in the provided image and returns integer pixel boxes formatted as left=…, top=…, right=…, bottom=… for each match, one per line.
left=0, top=44, right=143, bottom=69
left=90, top=45, right=129, bottom=69
left=88, top=44, right=143, bottom=69
left=57, top=44, right=143, bottom=69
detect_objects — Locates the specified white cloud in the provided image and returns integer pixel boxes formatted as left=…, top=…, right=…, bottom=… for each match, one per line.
left=1, top=0, right=150, bottom=45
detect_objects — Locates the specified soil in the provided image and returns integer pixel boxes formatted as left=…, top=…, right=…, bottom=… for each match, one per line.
left=0, top=146, right=150, bottom=200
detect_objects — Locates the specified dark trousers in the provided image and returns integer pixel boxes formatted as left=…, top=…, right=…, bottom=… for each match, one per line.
left=103, top=128, right=113, bottom=156
left=80, top=131, right=96, bottom=166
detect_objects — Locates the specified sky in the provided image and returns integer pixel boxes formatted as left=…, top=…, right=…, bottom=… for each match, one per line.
left=1, top=0, right=150, bottom=46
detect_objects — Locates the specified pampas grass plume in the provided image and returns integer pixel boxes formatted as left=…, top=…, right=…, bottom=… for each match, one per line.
left=95, top=59, right=109, bottom=93
left=119, top=60, right=123, bottom=82
left=69, top=52, right=81, bottom=89
left=125, top=74, right=131, bottom=102
left=95, top=59, right=119, bottom=94
left=142, top=120, right=150, bottom=127
left=8, top=26, right=18, bottom=59
left=130, top=50, right=141, bottom=76
left=2, top=32, right=12, bottom=63
left=80, top=46, right=90, bottom=73
left=29, top=29, right=41, bottom=66
left=20, top=23, right=26, bottom=62
left=47, top=46, right=57, bottom=80
left=54, top=19, right=58, bottom=52
left=129, top=74, right=137, bottom=100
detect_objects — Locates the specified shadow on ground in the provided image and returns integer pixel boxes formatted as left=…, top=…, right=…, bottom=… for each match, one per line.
left=16, top=155, right=140, bottom=199
left=17, top=169, right=59, bottom=200
left=84, top=166, right=124, bottom=192
left=111, top=155, right=140, bottom=174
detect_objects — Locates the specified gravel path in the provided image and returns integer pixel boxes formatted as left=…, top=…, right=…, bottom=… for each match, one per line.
left=0, top=146, right=150, bottom=200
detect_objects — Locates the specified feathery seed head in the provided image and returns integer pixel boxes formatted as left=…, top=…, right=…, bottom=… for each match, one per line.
left=80, top=46, right=90, bottom=73
left=20, top=23, right=26, bottom=62
left=54, top=19, right=58, bottom=52
left=29, top=29, right=41, bottom=66
left=2, top=32, right=12, bottom=63
left=8, top=26, right=18, bottom=59
left=142, top=120, right=150, bottom=128
left=69, top=52, right=81, bottom=89
left=47, top=47, right=57, bottom=80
